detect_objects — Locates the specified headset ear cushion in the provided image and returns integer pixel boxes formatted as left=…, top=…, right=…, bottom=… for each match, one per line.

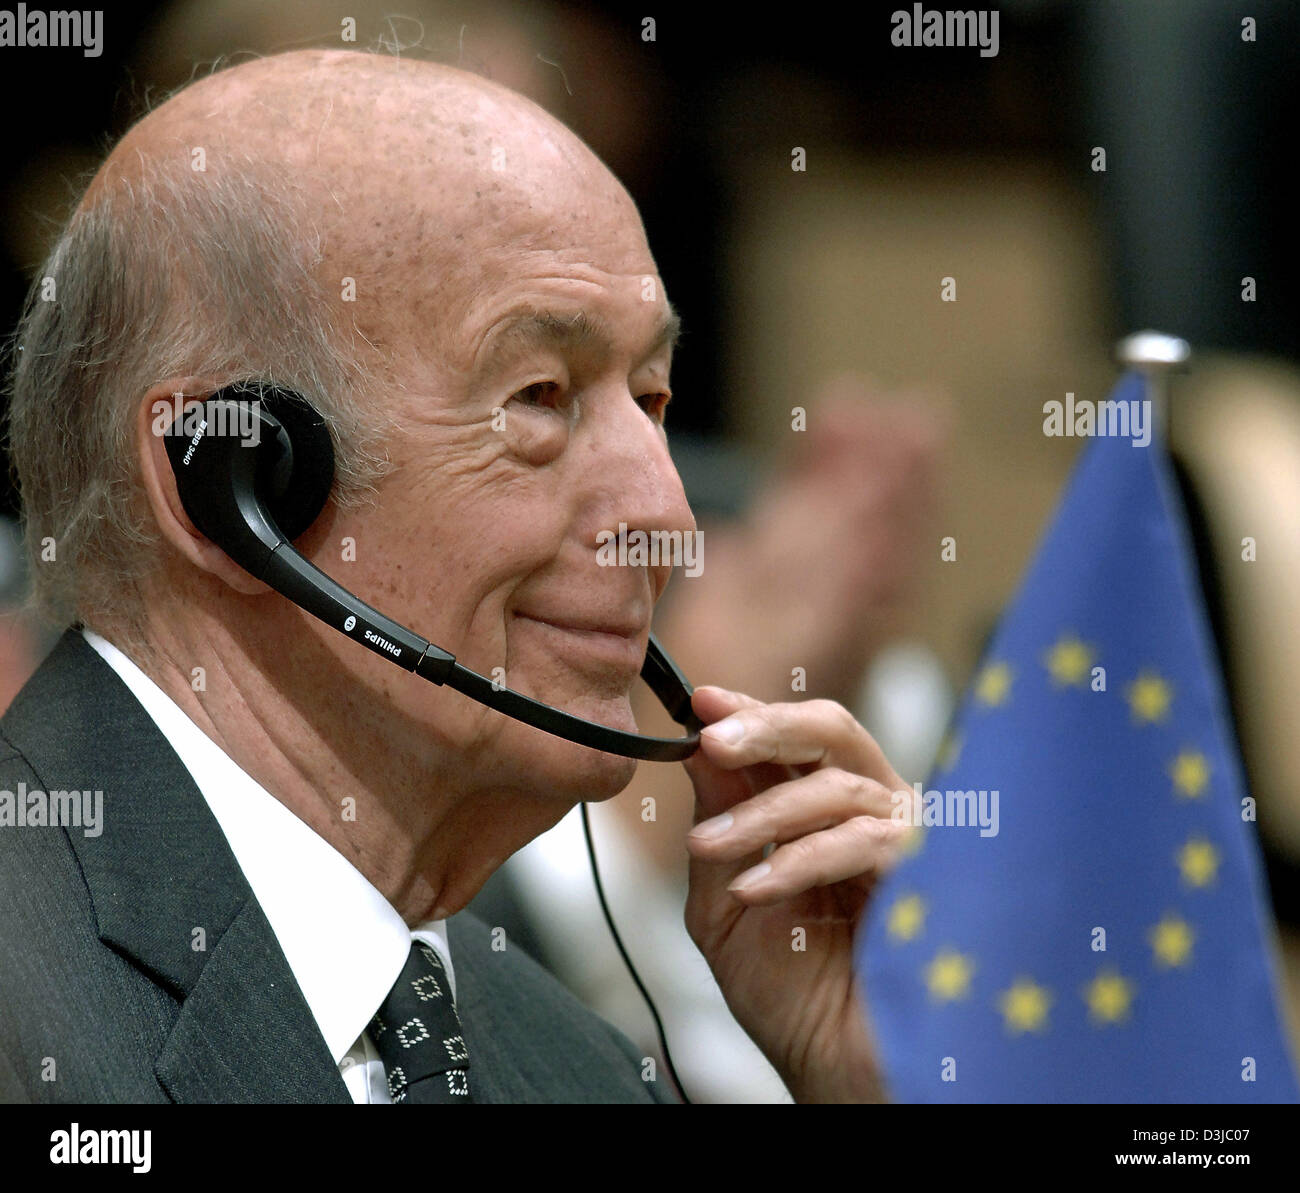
left=240, top=384, right=336, bottom=541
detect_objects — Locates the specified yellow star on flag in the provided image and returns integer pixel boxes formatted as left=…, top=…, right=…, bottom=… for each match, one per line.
left=925, top=949, right=974, bottom=1001
left=887, top=894, right=927, bottom=943
left=898, top=825, right=926, bottom=858
left=1149, top=914, right=1195, bottom=968
left=1126, top=670, right=1173, bottom=724
left=975, top=662, right=1013, bottom=707
left=1169, top=750, right=1210, bottom=799
left=1084, top=969, right=1135, bottom=1024
left=1044, top=634, right=1094, bottom=687
left=1178, top=837, right=1220, bottom=888
left=997, top=977, right=1052, bottom=1034
left=935, top=731, right=962, bottom=772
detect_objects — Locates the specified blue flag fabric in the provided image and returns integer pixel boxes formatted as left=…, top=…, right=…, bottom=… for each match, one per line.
left=857, top=372, right=1300, bottom=1102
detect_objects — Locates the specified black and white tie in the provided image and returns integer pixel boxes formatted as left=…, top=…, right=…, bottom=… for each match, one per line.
left=369, top=941, right=473, bottom=1103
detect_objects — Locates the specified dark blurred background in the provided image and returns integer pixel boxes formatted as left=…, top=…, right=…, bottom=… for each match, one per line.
left=4, top=2, right=1296, bottom=470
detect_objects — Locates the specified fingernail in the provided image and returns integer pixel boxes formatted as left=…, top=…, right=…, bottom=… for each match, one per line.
left=703, top=717, right=745, bottom=745
left=689, top=811, right=734, bottom=840
left=729, top=861, right=771, bottom=891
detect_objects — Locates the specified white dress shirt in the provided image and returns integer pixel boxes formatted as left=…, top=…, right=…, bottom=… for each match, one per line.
left=83, top=629, right=454, bottom=1104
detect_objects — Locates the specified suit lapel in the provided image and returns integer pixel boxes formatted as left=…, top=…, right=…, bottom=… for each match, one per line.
left=1, top=630, right=349, bottom=1103
left=154, top=899, right=349, bottom=1103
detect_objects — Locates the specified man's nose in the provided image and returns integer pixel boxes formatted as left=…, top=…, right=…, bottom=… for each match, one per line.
left=580, top=393, right=697, bottom=582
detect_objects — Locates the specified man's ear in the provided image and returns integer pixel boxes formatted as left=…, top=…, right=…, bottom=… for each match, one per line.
left=137, top=380, right=271, bottom=596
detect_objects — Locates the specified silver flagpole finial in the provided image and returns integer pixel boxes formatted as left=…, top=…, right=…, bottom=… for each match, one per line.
left=1114, top=331, right=1192, bottom=443
left=1115, top=331, right=1192, bottom=369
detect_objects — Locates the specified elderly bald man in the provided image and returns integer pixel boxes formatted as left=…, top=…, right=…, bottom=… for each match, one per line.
left=0, top=49, right=909, bottom=1104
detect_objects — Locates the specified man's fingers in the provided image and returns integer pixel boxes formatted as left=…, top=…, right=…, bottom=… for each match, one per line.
left=720, top=814, right=910, bottom=904
left=685, top=686, right=792, bottom=819
left=686, top=768, right=902, bottom=862
left=684, top=689, right=911, bottom=914
left=696, top=697, right=905, bottom=790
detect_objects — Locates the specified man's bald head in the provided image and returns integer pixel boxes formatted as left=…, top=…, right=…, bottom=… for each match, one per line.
left=9, top=49, right=655, bottom=644
left=89, top=50, right=648, bottom=369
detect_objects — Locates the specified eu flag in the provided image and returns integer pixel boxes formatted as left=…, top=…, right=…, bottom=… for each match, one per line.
left=857, top=372, right=1300, bottom=1102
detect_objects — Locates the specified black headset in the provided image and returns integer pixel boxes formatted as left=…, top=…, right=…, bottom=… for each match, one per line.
left=162, top=382, right=703, bottom=761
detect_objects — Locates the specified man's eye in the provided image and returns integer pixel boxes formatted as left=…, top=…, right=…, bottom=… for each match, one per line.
left=512, top=381, right=563, bottom=409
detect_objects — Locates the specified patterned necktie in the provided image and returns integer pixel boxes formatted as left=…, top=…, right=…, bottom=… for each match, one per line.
left=369, top=941, right=473, bottom=1103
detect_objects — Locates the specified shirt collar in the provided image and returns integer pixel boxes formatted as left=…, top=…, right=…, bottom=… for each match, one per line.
left=81, top=628, right=454, bottom=1064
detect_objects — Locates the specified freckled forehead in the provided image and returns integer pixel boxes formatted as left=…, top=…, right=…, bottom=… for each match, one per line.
left=394, top=176, right=661, bottom=360
left=343, top=105, right=643, bottom=297
left=317, top=68, right=638, bottom=243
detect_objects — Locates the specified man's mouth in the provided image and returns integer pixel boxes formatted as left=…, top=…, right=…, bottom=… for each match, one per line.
left=513, top=612, right=649, bottom=674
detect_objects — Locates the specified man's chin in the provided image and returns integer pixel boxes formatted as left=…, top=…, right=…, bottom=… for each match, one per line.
left=504, top=693, right=641, bottom=800
left=562, top=689, right=640, bottom=735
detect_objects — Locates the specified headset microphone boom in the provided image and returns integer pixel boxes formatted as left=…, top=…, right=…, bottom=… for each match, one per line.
left=162, top=383, right=703, bottom=762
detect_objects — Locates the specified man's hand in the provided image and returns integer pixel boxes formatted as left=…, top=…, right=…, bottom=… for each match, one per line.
left=683, top=685, right=913, bottom=1103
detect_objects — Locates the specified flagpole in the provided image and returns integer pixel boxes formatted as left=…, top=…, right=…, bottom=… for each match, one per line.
left=1115, top=330, right=1191, bottom=445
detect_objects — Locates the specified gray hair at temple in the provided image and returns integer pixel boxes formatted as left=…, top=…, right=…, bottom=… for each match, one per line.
left=3, top=151, right=394, bottom=652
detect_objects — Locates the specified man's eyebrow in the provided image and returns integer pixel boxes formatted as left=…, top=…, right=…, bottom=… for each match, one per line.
left=476, top=303, right=682, bottom=374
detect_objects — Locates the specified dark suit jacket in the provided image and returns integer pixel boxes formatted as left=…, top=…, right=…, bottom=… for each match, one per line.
left=0, top=631, right=674, bottom=1104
